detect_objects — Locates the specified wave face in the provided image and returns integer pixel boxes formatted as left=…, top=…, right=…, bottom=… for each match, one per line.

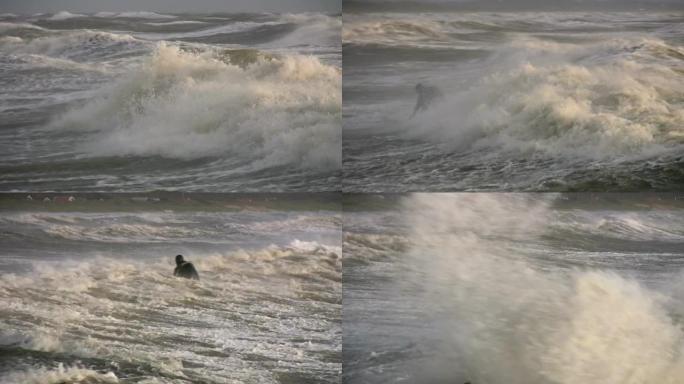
left=343, top=12, right=684, bottom=191
left=343, top=193, right=684, bottom=383
left=0, top=12, right=341, bottom=192
left=0, top=206, right=342, bottom=383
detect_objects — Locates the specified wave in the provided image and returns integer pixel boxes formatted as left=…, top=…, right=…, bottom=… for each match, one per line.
left=5, top=212, right=187, bottom=243
left=553, top=210, right=684, bottom=242
left=138, top=13, right=341, bottom=47
left=94, top=11, right=176, bottom=19
left=47, top=11, right=86, bottom=21
left=2, top=364, right=118, bottom=384
left=401, top=194, right=684, bottom=384
left=146, top=20, right=208, bottom=26
left=342, top=13, right=681, bottom=46
left=0, top=242, right=340, bottom=380
left=137, top=20, right=278, bottom=40
left=0, top=29, right=147, bottom=63
left=0, top=22, right=45, bottom=33
left=268, top=13, right=342, bottom=47
left=51, top=43, right=342, bottom=170
left=409, top=37, right=684, bottom=160
left=343, top=18, right=450, bottom=46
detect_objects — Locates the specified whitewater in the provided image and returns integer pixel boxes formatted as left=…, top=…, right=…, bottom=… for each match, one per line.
left=0, top=12, right=341, bottom=192
left=0, top=198, right=342, bottom=383
left=343, top=193, right=684, bottom=383
left=343, top=12, right=684, bottom=191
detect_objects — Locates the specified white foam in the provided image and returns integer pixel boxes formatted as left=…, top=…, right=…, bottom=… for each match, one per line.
left=48, top=11, right=86, bottom=21
left=53, top=43, right=341, bottom=171
left=145, top=20, right=208, bottom=26
left=2, top=364, right=118, bottom=384
left=268, top=13, right=342, bottom=48
left=0, top=29, right=145, bottom=62
left=343, top=15, right=450, bottom=46
left=0, top=22, right=45, bottom=32
left=95, top=11, right=176, bottom=20
left=135, top=21, right=271, bottom=40
left=403, top=194, right=684, bottom=384
left=410, top=37, right=684, bottom=160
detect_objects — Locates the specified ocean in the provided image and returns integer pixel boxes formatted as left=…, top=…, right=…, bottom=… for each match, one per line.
left=343, top=193, right=684, bottom=383
left=0, top=12, right=341, bottom=192
left=343, top=12, right=684, bottom=191
left=0, top=195, right=342, bottom=383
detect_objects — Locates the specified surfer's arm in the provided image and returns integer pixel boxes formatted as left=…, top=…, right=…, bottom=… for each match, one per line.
left=190, top=265, right=200, bottom=280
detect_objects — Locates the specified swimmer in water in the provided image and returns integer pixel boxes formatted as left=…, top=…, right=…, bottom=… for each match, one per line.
left=410, top=82, right=444, bottom=118
left=174, top=254, right=199, bottom=280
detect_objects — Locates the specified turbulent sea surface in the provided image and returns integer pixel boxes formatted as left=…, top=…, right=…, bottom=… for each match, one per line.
left=0, top=12, right=341, bottom=192
left=343, top=12, right=684, bottom=191
left=344, top=193, right=684, bottom=383
left=0, top=200, right=341, bottom=383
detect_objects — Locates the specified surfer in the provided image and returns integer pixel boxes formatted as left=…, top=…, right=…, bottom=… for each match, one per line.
left=174, top=254, right=200, bottom=280
left=410, top=82, right=444, bottom=118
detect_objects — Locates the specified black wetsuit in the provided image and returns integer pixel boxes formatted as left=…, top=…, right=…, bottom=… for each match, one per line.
left=174, top=261, right=200, bottom=280
left=412, top=85, right=444, bottom=117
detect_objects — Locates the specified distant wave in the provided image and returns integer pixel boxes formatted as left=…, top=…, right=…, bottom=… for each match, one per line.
left=47, top=11, right=86, bottom=21
left=0, top=29, right=146, bottom=62
left=94, top=11, right=177, bottom=19
left=146, top=20, right=208, bottom=26
left=51, top=43, right=342, bottom=170
left=0, top=21, right=45, bottom=33
left=344, top=17, right=451, bottom=46
left=553, top=210, right=684, bottom=242
left=343, top=12, right=679, bottom=47
left=139, top=13, right=341, bottom=48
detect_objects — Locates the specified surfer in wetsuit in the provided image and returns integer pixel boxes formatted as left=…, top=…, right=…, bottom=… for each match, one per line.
left=174, top=254, right=199, bottom=280
left=410, top=82, right=444, bottom=118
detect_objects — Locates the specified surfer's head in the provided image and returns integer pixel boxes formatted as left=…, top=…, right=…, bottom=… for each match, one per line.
left=415, top=83, right=423, bottom=92
left=175, top=254, right=184, bottom=265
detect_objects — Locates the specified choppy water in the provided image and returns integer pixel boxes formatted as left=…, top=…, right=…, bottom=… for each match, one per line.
left=343, top=12, right=684, bottom=191
left=0, top=12, right=341, bottom=192
left=343, top=193, right=684, bottom=383
left=0, top=202, right=342, bottom=383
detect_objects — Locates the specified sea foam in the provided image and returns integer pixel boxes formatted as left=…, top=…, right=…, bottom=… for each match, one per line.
left=53, top=43, right=342, bottom=170
left=402, top=194, right=684, bottom=384
left=410, top=37, right=684, bottom=160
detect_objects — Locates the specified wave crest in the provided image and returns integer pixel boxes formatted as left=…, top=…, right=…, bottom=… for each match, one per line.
left=52, top=44, right=341, bottom=170
left=2, top=364, right=118, bottom=384
left=412, top=38, right=684, bottom=159
left=403, top=194, right=684, bottom=383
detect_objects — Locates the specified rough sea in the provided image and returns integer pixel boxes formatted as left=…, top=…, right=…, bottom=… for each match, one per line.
left=0, top=195, right=342, bottom=383
left=0, top=11, right=341, bottom=192
left=343, top=12, right=684, bottom=191
left=344, top=193, right=684, bottom=383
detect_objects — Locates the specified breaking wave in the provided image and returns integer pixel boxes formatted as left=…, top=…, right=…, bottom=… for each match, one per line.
left=52, top=43, right=342, bottom=170
left=0, top=29, right=147, bottom=62
left=47, top=11, right=86, bottom=21
left=343, top=18, right=451, bottom=46
left=0, top=240, right=341, bottom=383
left=3, top=364, right=118, bottom=384
left=410, top=37, right=684, bottom=160
left=94, top=11, right=177, bottom=19
left=402, top=194, right=684, bottom=383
